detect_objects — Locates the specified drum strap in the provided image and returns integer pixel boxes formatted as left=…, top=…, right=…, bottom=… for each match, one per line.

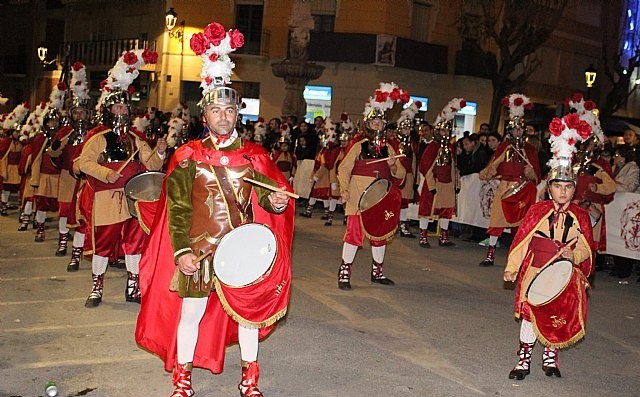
left=211, top=165, right=244, bottom=227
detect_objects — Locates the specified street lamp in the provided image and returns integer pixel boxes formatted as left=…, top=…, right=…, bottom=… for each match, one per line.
left=36, top=41, right=56, bottom=67
left=165, top=8, right=184, bottom=42
left=585, top=64, right=597, bottom=99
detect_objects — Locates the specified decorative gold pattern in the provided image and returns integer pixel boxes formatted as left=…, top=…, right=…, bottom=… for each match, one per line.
left=550, top=315, right=567, bottom=328
left=384, top=210, right=395, bottom=220
left=204, top=189, right=215, bottom=218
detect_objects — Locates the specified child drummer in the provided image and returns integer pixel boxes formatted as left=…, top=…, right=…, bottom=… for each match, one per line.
left=503, top=113, right=595, bottom=380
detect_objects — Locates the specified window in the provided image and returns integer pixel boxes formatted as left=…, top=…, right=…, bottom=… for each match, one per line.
left=411, top=1, right=431, bottom=42
left=235, top=4, right=264, bottom=55
left=303, top=85, right=332, bottom=122
left=312, top=0, right=336, bottom=32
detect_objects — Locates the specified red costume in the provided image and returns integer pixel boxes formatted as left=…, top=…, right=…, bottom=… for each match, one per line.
left=135, top=138, right=294, bottom=374
left=506, top=200, right=594, bottom=347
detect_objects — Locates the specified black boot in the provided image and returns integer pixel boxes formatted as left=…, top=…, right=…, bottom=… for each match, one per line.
left=371, top=260, right=395, bottom=285
left=343, top=215, right=347, bottom=225
left=419, top=229, right=431, bottom=248
left=338, top=261, right=352, bottom=290
left=399, top=221, right=415, bottom=238
left=321, top=208, right=329, bottom=220
left=67, top=246, right=82, bottom=272
left=324, top=211, right=333, bottom=226
left=55, top=232, right=70, bottom=256
left=438, top=229, right=455, bottom=246
left=542, top=346, right=561, bottom=377
left=508, top=341, right=535, bottom=380
left=34, top=222, right=45, bottom=242
left=125, top=272, right=141, bottom=303
left=85, top=274, right=104, bottom=308
left=0, top=202, right=8, bottom=216
left=300, top=205, right=313, bottom=218
left=479, top=245, right=496, bottom=267
left=18, top=213, right=30, bottom=231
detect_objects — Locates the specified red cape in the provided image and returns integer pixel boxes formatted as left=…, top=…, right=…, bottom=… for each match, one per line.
left=54, top=125, right=74, bottom=141
left=135, top=138, right=294, bottom=374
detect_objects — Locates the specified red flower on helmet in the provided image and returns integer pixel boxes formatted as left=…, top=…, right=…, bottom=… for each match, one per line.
left=549, top=117, right=565, bottom=137
left=564, top=113, right=581, bottom=130
left=190, top=33, right=208, bottom=55
left=57, top=82, right=67, bottom=91
left=100, top=79, right=108, bottom=90
left=208, top=53, right=219, bottom=62
left=340, top=112, right=348, bottom=121
left=229, top=29, right=245, bottom=49
left=127, top=85, right=136, bottom=95
left=577, top=120, right=592, bottom=139
left=123, top=51, right=138, bottom=65
left=501, top=97, right=510, bottom=107
left=584, top=100, right=596, bottom=111
left=414, top=101, right=422, bottom=109
left=72, top=62, right=84, bottom=71
left=204, top=76, right=213, bottom=86
left=568, top=137, right=576, bottom=146
left=23, top=101, right=29, bottom=109
left=513, top=97, right=524, bottom=107
left=400, top=91, right=410, bottom=104
left=459, top=99, right=467, bottom=108
left=141, top=49, right=158, bottom=64
left=374, top=90, right=389, bottom=103
left=204, top=22, right=226, bottom=46
left=75, top=81, right=82, bottom=86
left=524, top=103, right=534, bottom=110
left=389, top=88, right=400, bottom=101
left=572, top=93, right=583, bottom=103
left=258, top=117, right=265, bottom=122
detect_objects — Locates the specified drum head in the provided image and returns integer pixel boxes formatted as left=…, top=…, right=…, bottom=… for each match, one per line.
left=527, top=260, right=574, bottom=306
left=125, top=171, right=165, bottom=202
left=358, top=179, right=390, bottom=212
left=214, top=224, right=277, bottom=287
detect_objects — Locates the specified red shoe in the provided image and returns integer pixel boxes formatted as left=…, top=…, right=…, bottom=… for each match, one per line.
left=170, top=363, right=194, bottom=397
left=239, top=361, right=264, bottom=397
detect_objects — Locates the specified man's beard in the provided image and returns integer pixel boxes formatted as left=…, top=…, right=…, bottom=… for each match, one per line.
left=210, top=123, right=233, bottom=136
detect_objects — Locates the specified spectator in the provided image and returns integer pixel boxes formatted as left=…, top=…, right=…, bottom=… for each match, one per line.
left=623, top=128, right=640, bottom=165
left=486, top=132, right=502, bottom=157
left=478, top=123, right=490, bottom=135
left=478, top=132, right=487, bottom=148
left=458, top=133, right=490, bottom=176
left=613, top=145, right=640, bottom=192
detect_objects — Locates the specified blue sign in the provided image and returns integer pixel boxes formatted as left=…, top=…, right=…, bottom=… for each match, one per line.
left=304, top=85, right=332, bottom=101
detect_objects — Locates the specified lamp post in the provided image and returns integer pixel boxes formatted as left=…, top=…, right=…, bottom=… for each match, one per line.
left=585, top=64, right=597, bottom=99
left=165, top=8, right=185, bottom=42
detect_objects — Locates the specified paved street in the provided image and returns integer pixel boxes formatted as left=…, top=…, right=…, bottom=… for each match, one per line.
left=1, top=206, right=639, bottom=397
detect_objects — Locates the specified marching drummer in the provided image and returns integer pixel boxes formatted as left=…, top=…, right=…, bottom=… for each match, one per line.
left=478, top=94, right=541, bottom=266
left=416, top=98, right=465, bottom=247
left=76, top=49, right=163, bottom=307
left=336, top=82, right=408, bottom=290
left=135, top=22, right=294, bottom=397
left=503, top=113, right=595, bottom=381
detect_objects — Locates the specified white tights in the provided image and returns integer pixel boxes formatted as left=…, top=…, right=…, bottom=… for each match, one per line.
left=177, top=297, right=258, bottom=363
left=520, top=319, right=536, bottom=344
left=341, top=242, right=386, bottom=263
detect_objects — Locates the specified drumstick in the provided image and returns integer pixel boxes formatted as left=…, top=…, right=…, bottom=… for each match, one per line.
left=366, top=154, right=405, bottom=165
left=242, top=177, right=300, bottom=199
left=194, top=250, right=213, bottom=264
left=116, top=148, right=139, bottom=174
left=509, top=144, right=534, bottom=169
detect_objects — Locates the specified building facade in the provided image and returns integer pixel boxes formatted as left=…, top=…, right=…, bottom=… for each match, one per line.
left=0, top=0, right=629, bottom=132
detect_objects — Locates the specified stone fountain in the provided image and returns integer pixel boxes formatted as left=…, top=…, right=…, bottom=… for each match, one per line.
left=271, top=0, right=325, bottom=121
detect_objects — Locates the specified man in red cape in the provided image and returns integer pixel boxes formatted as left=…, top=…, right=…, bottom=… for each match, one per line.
left=135, top=21, right=294, bottom=397
left=504, top=162, right=594, bottom=381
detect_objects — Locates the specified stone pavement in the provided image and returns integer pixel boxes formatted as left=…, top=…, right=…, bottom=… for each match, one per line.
left=0, top=209, right=639, bottom=397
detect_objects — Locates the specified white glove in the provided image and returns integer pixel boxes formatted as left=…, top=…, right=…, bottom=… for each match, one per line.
left=417, top=174, right=425, bottom=193
left=331, top=182, right=337, bottom=190
left=313, top=176, right=319, bottom=182
left=288, top=176, right=294, bottom=184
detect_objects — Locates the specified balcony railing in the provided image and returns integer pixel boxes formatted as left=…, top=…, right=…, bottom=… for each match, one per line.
left=61, top=39, right=157, bottom=68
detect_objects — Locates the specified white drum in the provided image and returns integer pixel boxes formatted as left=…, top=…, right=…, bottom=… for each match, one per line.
left=213, top=223, right=277, bottom=287
left=526, top=259, right=574, bottom=306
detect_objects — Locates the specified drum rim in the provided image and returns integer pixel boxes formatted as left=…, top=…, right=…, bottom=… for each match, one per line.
left=501, top=179, right=531, bottom=199
left=526, top=259, right=574, bottom=307
left=358, top=178, right=391, bottom=212
left=213, top=223, right=278, bottom=288
left=125, top=171, right=166, bottom=218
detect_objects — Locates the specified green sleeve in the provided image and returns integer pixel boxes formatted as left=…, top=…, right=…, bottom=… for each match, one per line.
left=167, top=160, right=196, bottom=261
left=252, top=170, right=284, bottom=214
